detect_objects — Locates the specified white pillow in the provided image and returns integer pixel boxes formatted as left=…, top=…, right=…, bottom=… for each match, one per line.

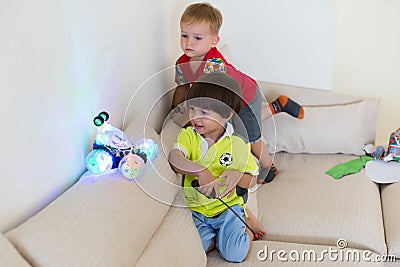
left=258, top=81, right=380, bottom=145
left=263, top=101, right=367, bottom=155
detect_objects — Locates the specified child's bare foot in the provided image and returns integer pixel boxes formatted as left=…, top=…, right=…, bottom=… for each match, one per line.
left=246, top=208, right=266, bottom=240
left=205, top=238, right=216, bottom=254
left=257, top=163, right=278, bottom=184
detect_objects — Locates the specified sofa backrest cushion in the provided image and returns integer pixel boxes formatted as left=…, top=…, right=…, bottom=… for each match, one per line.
left=136, top=194, right=207, bottom=267
left=123, top=122, right=181, bottom=205
left=160, top=117, right=184, bottom=154
left=259, top=81, right=380, bottom=155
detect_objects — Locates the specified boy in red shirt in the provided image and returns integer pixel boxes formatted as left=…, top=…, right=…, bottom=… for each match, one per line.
left=171, top=2, right=304, bottom=183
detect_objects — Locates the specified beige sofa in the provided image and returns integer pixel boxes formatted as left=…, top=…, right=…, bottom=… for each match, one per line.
left=1, top=82, right=399, bottom=266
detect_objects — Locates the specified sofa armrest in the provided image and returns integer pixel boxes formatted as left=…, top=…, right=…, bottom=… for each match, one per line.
left=0, top=234, right=31, bottom=267
left=5, top=125, right=181, bottom=267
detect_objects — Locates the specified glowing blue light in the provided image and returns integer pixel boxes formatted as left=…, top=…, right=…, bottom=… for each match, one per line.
left=135, top=138, right=159, bottom=162
left=85, top=150, right=113, bottom=174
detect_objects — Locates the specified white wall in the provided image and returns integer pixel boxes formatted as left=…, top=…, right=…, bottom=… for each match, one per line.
left=0, top=0, right=176, bottom=232
left=332, top=0, right=400, bottom=145
left=1, top=0, right=399, bottom=232
left=209, top=0, right=337, bottom=90
left=207, top=0, right=400, bottom=145
left=211, top=0, right=400, bottom=145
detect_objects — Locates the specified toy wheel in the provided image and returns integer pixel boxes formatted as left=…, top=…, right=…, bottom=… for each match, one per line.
left=99, top=111, right=109, bottom=121
left=93, top=115, right=105, bottom=127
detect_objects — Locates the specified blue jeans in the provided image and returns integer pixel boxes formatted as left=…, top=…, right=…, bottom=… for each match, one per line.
left=231, top=88, right=263, bottom=143
left=191, top=204, right=250, bottom=263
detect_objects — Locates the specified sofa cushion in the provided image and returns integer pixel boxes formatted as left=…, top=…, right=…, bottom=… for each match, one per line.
left=380, top=183, right=400, bottom=257
left=160, top=117, right=182, bottom=154
left=259, top=81, right=380, bottom=154
left=123, top=123, right=181, bottom=205
left=5, top=125, right=180, bottom=267
left=263, top=101, right=367, bottom=155
left=258, top=80, right=379, bottom=108
left=136, top=191, right=207, bottom=267
left=255, top=152, right=387, bottom=255
left=0, top=234, right=31, bottom=267
left=207, top=240, right=385, bottom=266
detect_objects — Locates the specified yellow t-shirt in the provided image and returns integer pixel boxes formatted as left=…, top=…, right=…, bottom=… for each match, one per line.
left=173, top=124, right=259, bottom=217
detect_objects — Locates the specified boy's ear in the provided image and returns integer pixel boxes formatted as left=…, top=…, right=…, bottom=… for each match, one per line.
left=211, top=35, right=220, bottom=47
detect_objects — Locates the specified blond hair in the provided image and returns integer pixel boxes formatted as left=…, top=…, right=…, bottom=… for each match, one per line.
left=180, top=2, right=223, bottom=35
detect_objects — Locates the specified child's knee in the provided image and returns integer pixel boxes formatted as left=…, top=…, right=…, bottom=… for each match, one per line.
left=220, top=244, right=250, bottom=262
left=218, top=234, right=250, bottom=263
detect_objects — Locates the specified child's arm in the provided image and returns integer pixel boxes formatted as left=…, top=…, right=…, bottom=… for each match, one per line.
left=237, top=173, right=257, bottom=188
left=171, top=84, right=190, bottom=109
left=219, top=171, right=256, bottom=198
left=169, top=148, right=220, bottom=197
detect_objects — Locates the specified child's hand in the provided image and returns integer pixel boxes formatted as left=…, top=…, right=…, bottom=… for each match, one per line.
left=219, top=170, right=243, bottom=199
left=197, top=169, right=219, bottom=198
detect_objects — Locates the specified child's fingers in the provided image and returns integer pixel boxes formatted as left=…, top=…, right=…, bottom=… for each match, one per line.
left=218, top=170, right=228, bottom=179
left=219, top=186, right=234, bottom=199
left=203, top=181, right=219, bottom=198
left=227, top=188, right=235, bottom=198
left=219, top=188, right=229, bottom=198
left=198, top=185, right=207, bottom=194
left=204, top=185, right=214, bottom=197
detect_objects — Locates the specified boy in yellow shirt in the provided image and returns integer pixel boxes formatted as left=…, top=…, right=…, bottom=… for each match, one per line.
left=169, top=72, right=265, bottom=262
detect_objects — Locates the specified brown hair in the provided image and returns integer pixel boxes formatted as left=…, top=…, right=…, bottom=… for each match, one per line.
left=186, top=73, right=242, bottom=118
left=180, top=2, right=223, bottom=35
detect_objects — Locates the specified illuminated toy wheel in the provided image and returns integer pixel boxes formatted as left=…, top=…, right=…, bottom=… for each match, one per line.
left=118, top=154, right=146, bottom=180
left=93, top=116, right=104, bottom=127
left=99, top=111, right=109, bottom=121
left=85, top=149, right=113, bottom=174
left=135, top=138, right=159, bottom=162
left=93, top=111, right=110, bottom=127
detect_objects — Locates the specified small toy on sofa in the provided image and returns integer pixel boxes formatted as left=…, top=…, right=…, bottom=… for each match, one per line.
left=364, top=144, right=385, bottom=160
left=85, top=111, right=158, bottom=180
left=385, top=127, right=400, bottom=162
left=365, top=127, right=400, bottom=183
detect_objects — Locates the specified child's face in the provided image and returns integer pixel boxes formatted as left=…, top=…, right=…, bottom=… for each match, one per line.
left=188, top=105, right=230, bottom=141
left=180, top=21, right=219, bottom=61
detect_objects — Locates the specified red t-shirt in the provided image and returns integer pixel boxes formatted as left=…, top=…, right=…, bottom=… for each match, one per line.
left=175, top=47, right=257, bottom=106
